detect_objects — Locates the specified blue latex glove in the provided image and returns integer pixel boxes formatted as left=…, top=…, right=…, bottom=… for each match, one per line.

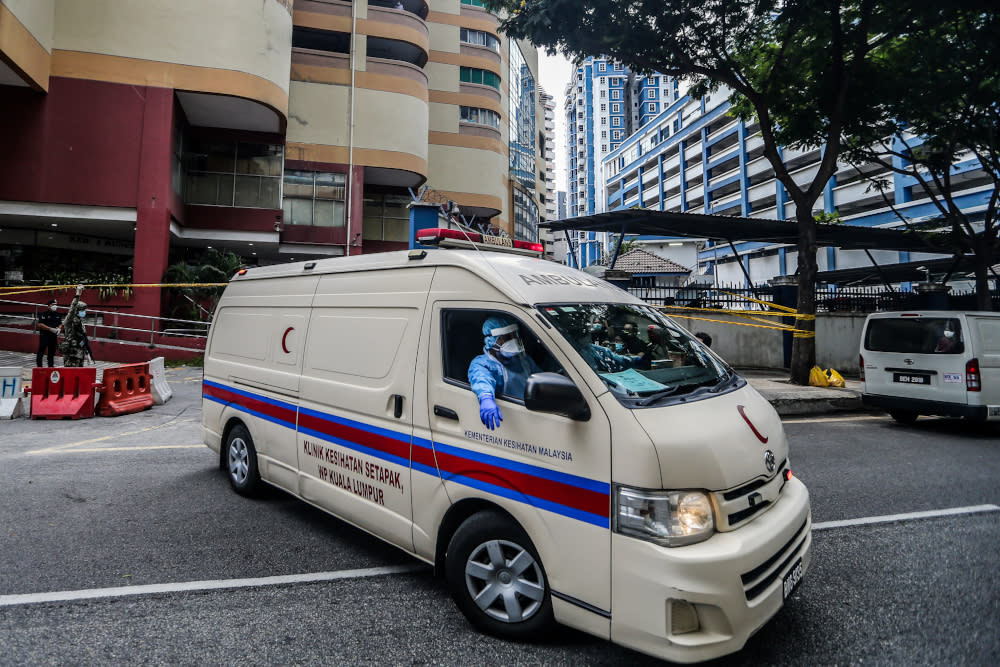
left=479, top=395, right=503, bottom=430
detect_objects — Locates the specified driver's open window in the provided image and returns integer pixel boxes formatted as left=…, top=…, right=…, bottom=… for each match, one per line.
left=441, top=309, right=564, bottom=401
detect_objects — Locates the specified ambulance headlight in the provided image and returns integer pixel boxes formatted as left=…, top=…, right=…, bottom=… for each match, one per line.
left=614, top=486, right=714, bottom=547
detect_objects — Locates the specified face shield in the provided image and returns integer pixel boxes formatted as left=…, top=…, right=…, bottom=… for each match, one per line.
left=489, top=322, right=524, bottom=358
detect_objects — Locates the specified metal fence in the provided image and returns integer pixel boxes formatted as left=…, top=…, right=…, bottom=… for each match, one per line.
left=628, top=283, right=775, bottom=309
left=629, top=283, right=998, bottom=313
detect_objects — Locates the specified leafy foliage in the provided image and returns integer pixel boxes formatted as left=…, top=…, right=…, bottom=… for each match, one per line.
left=162, top=249, right=243, bottom=321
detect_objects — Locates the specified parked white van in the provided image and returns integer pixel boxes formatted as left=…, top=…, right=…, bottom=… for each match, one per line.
left=202, top=230, right=812, bottom=663
left=860, top=310, right=1000, bottom=423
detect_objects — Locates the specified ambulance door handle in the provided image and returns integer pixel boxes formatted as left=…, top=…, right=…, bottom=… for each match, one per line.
left=392, top=394, right=404, bottom=419
left=433, top=405, right=459, bottom=421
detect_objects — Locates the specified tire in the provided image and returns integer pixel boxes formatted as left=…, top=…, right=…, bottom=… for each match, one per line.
left=224, top=424, right=262, bottom=496
left=445, top=510, right=554, bottom=640
left=889, top=410, right=919, bottom=424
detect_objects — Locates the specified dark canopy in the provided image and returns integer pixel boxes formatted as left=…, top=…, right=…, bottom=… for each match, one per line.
left=541, top=209, right=934, bottom=252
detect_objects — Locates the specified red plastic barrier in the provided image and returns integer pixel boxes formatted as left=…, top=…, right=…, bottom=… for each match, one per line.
left=29, top=367, right=98, bottom=420
left=96, top=363, right=154, bottom=417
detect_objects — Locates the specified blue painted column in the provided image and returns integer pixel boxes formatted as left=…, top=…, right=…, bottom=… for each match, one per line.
left=409, top=203, right=442, bottom=249
left=738, top=120, right=750, bottom=216
left=700, top=127, right=710, bottom=213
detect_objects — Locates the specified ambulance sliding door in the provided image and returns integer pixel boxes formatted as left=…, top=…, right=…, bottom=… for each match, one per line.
left=296, top=268, right=433, bottom=551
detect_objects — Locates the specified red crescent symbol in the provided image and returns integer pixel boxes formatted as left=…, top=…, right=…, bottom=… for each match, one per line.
left=737, top=404, right=769, bottom=443
left=281, top=327, right=294, bottom=354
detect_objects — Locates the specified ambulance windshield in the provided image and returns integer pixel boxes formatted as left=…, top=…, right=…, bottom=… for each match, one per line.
left=538, top=303, right=741, bottom=406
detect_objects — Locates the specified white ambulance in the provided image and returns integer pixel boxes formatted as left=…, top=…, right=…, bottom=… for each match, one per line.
left=202, top=228, right=812, bottom=663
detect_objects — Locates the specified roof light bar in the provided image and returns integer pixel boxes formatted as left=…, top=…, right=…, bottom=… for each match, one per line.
left=416, top=228, right=544, bottom=255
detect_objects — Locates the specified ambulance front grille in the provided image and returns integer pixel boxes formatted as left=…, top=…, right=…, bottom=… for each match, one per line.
left=740, top=518, right=809, bottom=601
left=713, top=459, right=787, bottom=531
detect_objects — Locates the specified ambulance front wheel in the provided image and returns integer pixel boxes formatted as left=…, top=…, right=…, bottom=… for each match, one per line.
left=445, top=510, right=554, bottom=639
left=225, top=424, right=262, bottom=496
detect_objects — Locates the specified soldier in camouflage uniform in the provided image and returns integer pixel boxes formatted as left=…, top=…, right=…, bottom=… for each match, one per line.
left=59, top=285, right=93, bottom=367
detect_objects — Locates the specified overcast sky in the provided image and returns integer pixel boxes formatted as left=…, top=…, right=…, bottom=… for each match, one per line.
left=538, top=50, right=573, bottom=193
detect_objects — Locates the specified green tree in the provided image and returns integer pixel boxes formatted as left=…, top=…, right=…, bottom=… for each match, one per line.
left=487, top=0, right=946, bottom=383
left=843, top=6, right=999, bottom=309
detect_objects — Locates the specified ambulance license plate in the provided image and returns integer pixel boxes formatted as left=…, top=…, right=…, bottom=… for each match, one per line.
left=782, top=558, right=804, bottom=600
left=893, top=373, right=930, bottom=385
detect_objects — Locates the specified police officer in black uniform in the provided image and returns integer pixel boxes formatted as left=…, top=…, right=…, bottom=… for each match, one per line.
left=36, top=298, right=63, bottom=367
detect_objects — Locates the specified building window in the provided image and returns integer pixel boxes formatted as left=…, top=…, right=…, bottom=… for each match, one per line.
left=601, top=130, right=607, bottom=138
left=292, top=26, right=349, bottom=53
left=600, top=77, right=606, bottom=85
left=460, top=0, right=487, bottom=6
left=601, top=117, right=607, bottom=125
left=184, top=138, right=283, bottom=208
left=602, top=144, right=607, bottom=152
left=611, top=103, right=620, bottom=112
left=460, top=27, right=501, bottom=52
left=600, top=90, right=606, bottom=98
left=647, top=76, right=657, bottom=85
left=598, top=62, right=606, bottom=72
left=611, top=89, right=621, bottom=100
left=460, top=105, right=501, bottom=129
left=613, top=130, right=622, bottom=139
left=600, top=103, right=606, bottom=112
left=460, top=66, right=501, bottom=90
left=647, top=102, right=657, bottom=112
left=362, top=193, right=410, bottom=242
left=282, top=170, right=346, bottom=227
left=611, top=116, right=621, bottom=126
left=578, top=111, right=583, bottom=119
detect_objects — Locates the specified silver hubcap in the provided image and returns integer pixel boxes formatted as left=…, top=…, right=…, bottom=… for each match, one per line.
left=228, top=437, right=249, bottom=485
left=464, top=539, right=545, bottom=623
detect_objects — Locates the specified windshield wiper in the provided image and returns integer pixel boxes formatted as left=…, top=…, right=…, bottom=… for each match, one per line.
left=635, top=386, right=681, bottom=406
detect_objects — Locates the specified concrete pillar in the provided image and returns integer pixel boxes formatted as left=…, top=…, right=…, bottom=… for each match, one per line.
left=769, top=275, right=799, bottom=369
left=131, top=87, right=175, bottom=332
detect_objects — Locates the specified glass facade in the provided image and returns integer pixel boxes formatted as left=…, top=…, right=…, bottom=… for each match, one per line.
left=362, top=193, right=411, bottom=242
left=183, top=139, right=283, bottom=209
left=509, top=41, right=538, bottom=241
left=282, top=170, right=346, bottom=227
left=459, top=106, right=501, bottom=130
left=460, top=66, right=501, bottom=90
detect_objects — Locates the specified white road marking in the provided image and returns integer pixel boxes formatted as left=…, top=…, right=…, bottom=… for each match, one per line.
left=28, top=418, right=195, bottom=454
left=813, top=504, right=1000, bottom=531
left=783, top=414, right=887, bottom=424
left=38, top=445, right=204, bottom=454
left=0, top=564, right=424, bottom=608
left=4, top=506, right=997, bottom=609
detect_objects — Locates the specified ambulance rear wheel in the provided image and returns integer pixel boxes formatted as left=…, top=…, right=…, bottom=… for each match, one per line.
left=225, top=424, right=262, bottom=496
left=445, top=510, right=554, bottom=639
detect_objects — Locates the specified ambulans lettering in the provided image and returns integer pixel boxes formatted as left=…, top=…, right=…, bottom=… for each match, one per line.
left=519, top=273, right=601, bottom=287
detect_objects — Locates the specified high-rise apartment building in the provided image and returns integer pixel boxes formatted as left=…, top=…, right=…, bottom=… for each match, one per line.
left=561, top=56, right=679, bottom=266
left=602, top=87, right=991, bottom=283
left=0, top=0, right=543, bottom=320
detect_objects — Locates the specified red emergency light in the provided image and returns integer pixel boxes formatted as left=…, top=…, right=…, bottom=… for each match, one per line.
left=416, top=228, right=544, bottom=255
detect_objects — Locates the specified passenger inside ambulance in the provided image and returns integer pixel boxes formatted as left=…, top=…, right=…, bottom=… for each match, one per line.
left=467, top=315, right=543, bottom=429
left=540, top=303, right=737, bottom=405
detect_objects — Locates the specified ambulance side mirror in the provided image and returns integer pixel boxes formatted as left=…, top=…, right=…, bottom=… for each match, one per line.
left=524, top=372, right=591, bottom=421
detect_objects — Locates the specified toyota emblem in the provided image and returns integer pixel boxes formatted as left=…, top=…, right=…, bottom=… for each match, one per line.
left=764, top=450, right=776, bottom=473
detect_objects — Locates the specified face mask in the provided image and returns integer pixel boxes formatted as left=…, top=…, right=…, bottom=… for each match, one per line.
left=498, top=339, right=524, bottom=358
left=49, top=305, right=57, bottom=311
left=78, top=311, right=87, bottom=318
left=943, top=329, right=954, bottom=338
left=591, top=323, right=603, bottom=332
left=614, top=342, right=624, bottom=352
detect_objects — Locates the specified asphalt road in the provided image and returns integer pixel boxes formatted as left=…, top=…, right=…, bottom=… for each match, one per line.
left=1, top=370, right=998, bottom=665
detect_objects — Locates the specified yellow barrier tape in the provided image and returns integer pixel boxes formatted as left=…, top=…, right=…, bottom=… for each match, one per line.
left=0, top=282, right=229, bottom=298
left=663, top=305, right=801, bottom=318
left=718, top=290, right=798, bottom=313
left=670, top=313, right=813, bottom=336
